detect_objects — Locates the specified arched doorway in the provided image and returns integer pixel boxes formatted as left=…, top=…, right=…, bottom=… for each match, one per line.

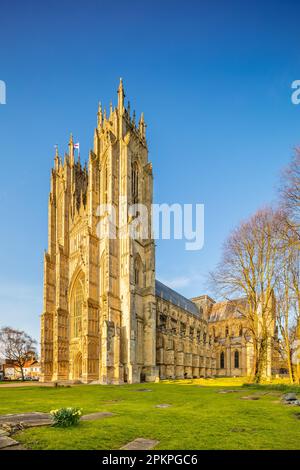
left=74, top=352, right=82, bottom=380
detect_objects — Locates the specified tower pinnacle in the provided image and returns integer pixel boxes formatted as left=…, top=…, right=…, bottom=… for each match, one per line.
left=139, top=112, right=146, bottom=139
left=117, top=77, right=125, bottom=111
left=54, top=145, right=59, bottom=170
left=97, top=102, right=102, bottom=128
left=69, top=132, right=74, bottom=165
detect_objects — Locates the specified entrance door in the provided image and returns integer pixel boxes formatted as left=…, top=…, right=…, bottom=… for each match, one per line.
left=74, top=352, right=82, bottom=380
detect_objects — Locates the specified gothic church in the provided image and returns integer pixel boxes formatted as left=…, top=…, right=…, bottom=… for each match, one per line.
left=40, top=81, right=275, bottom=383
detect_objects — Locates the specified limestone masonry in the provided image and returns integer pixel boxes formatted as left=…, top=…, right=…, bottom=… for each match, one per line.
left=40, top=81, right=275, bottom=383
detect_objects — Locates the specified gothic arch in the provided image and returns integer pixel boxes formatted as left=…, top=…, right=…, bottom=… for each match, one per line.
left=234, top=350, right=240, bottom=369
left=131, top=160, right=140, bottom=203
left=69, top=270, right=85, bottom=340
left=220, top=351, right=225, bottom=369
left=134, top=253, right=143, bottom=287
left=74, top=351, right=83, bottom=380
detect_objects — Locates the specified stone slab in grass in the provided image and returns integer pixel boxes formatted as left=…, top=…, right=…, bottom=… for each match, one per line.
left=240, top=396, right=260, bottom=400
left=102, top=400, right=123, bottom=406
left=218, top=389, right=240, bottom=394
left=155, top=404, right=171, bottom=408
left=283, top=393, right=297, bottom=402
left=81, top=412, right=114, bottom=421
left=120, top=438, right=159, bottom=450
left=0, top=412, right=51, bottom=425
left=230, top=427, right=247, bottom=433
left=1, top=444, right=27, bottom=451
left=0, top=411, right=114, bottom=428
left=24, top=419, right=52, bottom=427
left=0, top=436, right=19, bottom=450
left=134, top=388, right=152, bottom=392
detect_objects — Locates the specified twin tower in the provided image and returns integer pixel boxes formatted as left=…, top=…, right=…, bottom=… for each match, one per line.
left=40, top=80, right=158, bottom=384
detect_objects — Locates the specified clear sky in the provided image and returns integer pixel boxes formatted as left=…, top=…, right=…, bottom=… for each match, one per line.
left=1, top=0, right=300, bottom=341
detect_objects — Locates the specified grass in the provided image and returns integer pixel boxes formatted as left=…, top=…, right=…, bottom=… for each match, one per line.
left=0, top=378, right=300, bottom=450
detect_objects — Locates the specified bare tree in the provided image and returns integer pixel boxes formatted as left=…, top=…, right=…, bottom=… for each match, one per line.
left=275, top=236, right=300, bottom=383
left=279, top=149, right=300, bottom=244
left=277, top=151, right=300, bottom=382
left=211, top=208, right=281, bottom=383
left=0, top=327, right=37, bottom=381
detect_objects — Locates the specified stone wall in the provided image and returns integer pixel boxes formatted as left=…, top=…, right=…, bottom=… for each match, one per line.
left=156, top=297, right=216, bottom=379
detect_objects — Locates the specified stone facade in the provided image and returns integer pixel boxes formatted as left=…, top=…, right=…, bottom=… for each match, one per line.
left=156, top=282, right=216, bottom=379
left=40, top=81, right=275, bottom=384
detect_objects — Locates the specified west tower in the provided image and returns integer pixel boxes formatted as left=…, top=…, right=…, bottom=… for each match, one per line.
left=40, top=80, right=158, bottom=384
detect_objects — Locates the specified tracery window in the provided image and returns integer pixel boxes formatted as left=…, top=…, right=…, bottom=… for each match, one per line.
left=220, top=351, right=225, bottom=369
left=234, top=350, right=240, bottom=368
left=71, top=273, right=84, bottom=338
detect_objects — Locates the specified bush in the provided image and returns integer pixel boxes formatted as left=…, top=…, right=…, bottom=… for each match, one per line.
left=50, top=407, right=82, bottom=427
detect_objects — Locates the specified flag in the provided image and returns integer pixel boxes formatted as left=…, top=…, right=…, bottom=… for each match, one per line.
left=74, top=142, right=80, bottom=151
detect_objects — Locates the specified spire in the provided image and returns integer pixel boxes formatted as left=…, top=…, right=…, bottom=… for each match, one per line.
left=69, top=132, right=74, bottom=166
left=117, top=77, right=125, bottom=112
left=109, top=101, right=113, bottom=120
left=139, top=112, right=146, bottom=139
left=97, top=102, right=102, bottom=128
left=132, top=110, right=136, bottom=126
left=127, top=100, right=130, bottom=117
left=54, top=144, right=59, bottom=170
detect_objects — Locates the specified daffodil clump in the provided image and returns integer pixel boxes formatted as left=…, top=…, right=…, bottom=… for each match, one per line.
left=50, top=407, right=82, bottom=427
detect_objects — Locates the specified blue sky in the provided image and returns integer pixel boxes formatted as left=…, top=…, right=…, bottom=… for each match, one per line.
left=1, top=0, right=300, bottom=341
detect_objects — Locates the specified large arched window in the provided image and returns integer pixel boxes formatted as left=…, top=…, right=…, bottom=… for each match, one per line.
left=220, top=351, right=225, bottom=369
left=132, top=161, right=139, bottom=204
left=234, top=350, right=240, bottom=369
left=71, top=272, right=84, bottom=338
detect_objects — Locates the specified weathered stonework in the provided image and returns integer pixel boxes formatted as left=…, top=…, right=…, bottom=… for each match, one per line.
left=40, top=81, right=275, bottom=384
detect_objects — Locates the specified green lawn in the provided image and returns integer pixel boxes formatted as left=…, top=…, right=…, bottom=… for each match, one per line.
left=0, top=378, right=300, bottom=450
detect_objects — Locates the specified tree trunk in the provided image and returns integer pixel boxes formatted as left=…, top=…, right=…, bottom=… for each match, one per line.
left=286, top=344, right=295, bottom=384
left=254, top=337, right=268, bottom=383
